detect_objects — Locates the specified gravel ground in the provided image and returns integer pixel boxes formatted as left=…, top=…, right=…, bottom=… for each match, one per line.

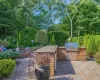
left=5, top=58, right=36, bottom=80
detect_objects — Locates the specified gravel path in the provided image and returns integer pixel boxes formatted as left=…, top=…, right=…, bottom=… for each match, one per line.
left=5, top=58, right=36, bottom=80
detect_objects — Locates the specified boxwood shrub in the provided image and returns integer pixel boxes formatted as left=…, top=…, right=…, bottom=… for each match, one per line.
left=35, top=30, right=48, bottom=46
left=0, top=59, right=15, bottom=78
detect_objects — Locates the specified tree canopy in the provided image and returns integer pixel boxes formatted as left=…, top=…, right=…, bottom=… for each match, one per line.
left=0, top=0, right=100, bottom=38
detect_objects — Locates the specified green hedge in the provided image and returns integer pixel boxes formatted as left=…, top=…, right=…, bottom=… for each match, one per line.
left=0, top=59, right=15, bottom=78
left=72, top=35, right=100, bottom=56
left=94, top=52, right=100, bottom=64
left=72, top=36, right=83, bottom=47
left=87, top=35, right=96, bottom=56
left=6, top=27, right=38, bottom=48
left=49, top=31, right=67, bottom=46
left=0, top=52, right=20, bottom=59
left=18, top=27, right=38, bottom=47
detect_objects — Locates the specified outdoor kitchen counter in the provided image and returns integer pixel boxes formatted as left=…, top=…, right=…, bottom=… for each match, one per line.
left=34, top=45, right=58, bottom=53
left=34, top=45, right=58, bottom=77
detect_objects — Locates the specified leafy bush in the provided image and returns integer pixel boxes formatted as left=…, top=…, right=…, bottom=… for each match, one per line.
left=86, top=35, right=96, bottom=56
left=0, top=59, right=15, bottom=78
left=6, top=27, right=38, bottom=48
left=94, top=52, right=100, bottom=64
left=72, top=36, right=84, bottom=47
left=19, top=27, right=39, bottom=47
left=72, top=37, right=78, bottom=43
left=5, top=36, right=16, bottom=49
left=18, top=27, right=38, bottom=47
left=83, top=35, right=89, bottom=47
left=49, top=31, right=67, bottom=46
left=0, top=52, right=20, bottom=59
left=35, top=30, right=48, bottom=46
left=0, top=40, right=9, bottom=47
left=72, top=35, right=100, bottom=57
left=95, top=35, right=100, bottom=52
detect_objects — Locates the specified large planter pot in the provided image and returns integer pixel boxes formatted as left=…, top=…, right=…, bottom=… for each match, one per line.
left=35, top=65, right=50, bottom=80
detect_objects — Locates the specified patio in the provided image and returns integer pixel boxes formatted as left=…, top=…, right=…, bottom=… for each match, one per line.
left=5, top=58, right=100, bottom=80
left=51, top=60, right=100, bottom=80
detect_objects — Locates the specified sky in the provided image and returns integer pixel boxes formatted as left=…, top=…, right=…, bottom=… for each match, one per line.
left=33, top=0, right=71, bottom=24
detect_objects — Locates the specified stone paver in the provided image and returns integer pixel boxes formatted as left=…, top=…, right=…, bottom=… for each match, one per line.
left=55, top=60, right=100, bottom=80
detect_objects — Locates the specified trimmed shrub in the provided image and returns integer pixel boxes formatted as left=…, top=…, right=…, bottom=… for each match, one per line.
left=50, top=34, right=55, bottom=45
left=78, top=36, right=84, bottom=46
left=83, top=35, right=89, bottom=47
left=72, top=37, right=78, bottom=43
left=0, top=59, right=15, bottom=78
left=0, top=52, right=20, bottom=59
left=87, top=35, right=96, bottom=56
left=35, top=30, right=48, bottom=46
left=95, top=35, right=100, bottom=52
left=49, top=31, right=67, bottom=46
left=72, top=36, right=84, bottom=47
left=94, top=52, right=100, bottom=64
left=72, top=35, right=100, bottom=57
left=19, top=27, right=38, bottom=47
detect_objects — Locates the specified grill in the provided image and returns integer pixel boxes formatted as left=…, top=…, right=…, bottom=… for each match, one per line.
left=65, top=43, right=78, bottom=60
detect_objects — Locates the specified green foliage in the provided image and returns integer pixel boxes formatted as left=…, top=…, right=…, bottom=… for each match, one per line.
left=16, top=31, right=21, bottom=47
left=72, top=36, right=84, bottom=47
left=16, top=27, right=38, bottom=47
left=0, top=40, right=9, bottom=47
left=50, top=34, right=55, bottom=45
left=0, top=1, right=14, bottom=38
left=86, top=35, right=96, bottom=56
left=72, top=37, right=78, bottom=43
left=0, top=59, right=15, bottom=78
left=60, top=0, right=100, bottom=36
left=94, top=52, right=100, bottom=64
left=0, top=52, right=20, bottom=59
left=72, top=35, right=100, bottom=57
left=49, top=31, right=67, bottom=46
left=95, top=35, right=100, bottom=52
left=6, top=37, right=16, bottom=49
left=83, top=35, right=89, bottom=47
left=35, top=30, right=48, bottom=46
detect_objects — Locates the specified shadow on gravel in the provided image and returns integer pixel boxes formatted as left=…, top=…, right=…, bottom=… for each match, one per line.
left=56, top=60, right=76, bottom=76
